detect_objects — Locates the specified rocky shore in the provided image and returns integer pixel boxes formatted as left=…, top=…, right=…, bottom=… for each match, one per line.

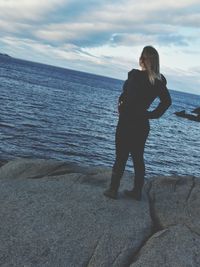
left=0, top=158, right=199, bottom=266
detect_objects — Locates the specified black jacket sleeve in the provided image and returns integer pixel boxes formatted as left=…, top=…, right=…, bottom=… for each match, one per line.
left=147, top=78, right=172, bottom=119
left=119, top=79, right=128, bottom=103
left=118, top=69, right=137, bottom=103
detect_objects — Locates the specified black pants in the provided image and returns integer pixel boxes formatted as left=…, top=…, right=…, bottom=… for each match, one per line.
left=112, top=119, right=150, bottom=191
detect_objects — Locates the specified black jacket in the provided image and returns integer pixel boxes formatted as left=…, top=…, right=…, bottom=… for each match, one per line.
left=118, top=69, right=172, bottom=122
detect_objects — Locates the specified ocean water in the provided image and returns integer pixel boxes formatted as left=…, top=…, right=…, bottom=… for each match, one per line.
left=0, top=56, right=199, bottom=178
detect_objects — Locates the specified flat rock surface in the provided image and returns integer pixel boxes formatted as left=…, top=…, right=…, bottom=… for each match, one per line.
left=0, top=158, right=152, bottom=267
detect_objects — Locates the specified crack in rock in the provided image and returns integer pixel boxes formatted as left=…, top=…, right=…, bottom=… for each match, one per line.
left=85, top=233, right=104, bottom=267
left=185, top=176, right=196, bottom=202
left=173, top=177, right=182, bottom=192
left=26, top=163, right=69, bottom=179
left=184, top=224, right=200, bottom=237
left=125, top=181, right=162, bottom=266
left=111, top=250, right=123, bottom=266
left=147, top=181, right=161, bottom=233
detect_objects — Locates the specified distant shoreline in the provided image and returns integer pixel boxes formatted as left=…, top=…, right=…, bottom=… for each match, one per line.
left=0, top=53, right=11, bottom=58
left=1, top=52, right=200, bottom=96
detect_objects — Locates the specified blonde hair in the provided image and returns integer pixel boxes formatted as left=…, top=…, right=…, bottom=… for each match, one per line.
left=140, top=46, right=161, bottom=85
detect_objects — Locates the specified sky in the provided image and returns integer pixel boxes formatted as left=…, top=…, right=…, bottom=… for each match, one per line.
left=0, top=0, right=200, bottom=95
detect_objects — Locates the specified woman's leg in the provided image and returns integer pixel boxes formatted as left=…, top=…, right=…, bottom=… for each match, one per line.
left=124, top=147, right=146, bottom=200
left=125, top=123, right=150, bottom=200
left=110, top=147, right=129, bottom=191
left=131, top=149, right=145, bottom=191
left=104, top=123, right=129, bottom=198
left=112, top=123, right=130, bottom=187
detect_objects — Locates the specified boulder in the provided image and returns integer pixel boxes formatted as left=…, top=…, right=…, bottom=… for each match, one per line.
left=192, top=107, right=200, bottom=115
left=175, top=110, right=200, bottom=122
left=146, top=176, right=200, bottom=234
left=130, top=224, right=200, bottom=267
left=0, top=158, right=109, bottom=180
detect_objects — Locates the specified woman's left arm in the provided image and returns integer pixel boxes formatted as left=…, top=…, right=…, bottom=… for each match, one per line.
left=147, top=85, right=172, bottom=119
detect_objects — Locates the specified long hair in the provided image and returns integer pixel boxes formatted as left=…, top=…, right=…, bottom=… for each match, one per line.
left=140, top=46, right=161, bottom=85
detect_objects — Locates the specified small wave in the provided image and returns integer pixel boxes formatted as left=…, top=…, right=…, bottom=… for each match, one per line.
left=0, top=122, right=15, bottom=129
left=20, top=123, right=39, bottom=128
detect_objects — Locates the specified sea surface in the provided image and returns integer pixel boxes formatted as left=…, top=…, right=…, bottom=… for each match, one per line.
left=0, top=56, right=199, bottom=178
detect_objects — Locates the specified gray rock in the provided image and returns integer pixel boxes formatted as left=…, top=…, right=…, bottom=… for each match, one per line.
left=146, top=176, right=200, bottom=234
left=130, top=224, right=200, bottom=267
left=0, top=159, right=7, bottom=168
left=0, top=158, right=152, bottom=267
left=0, top=158, right=111, bottom=180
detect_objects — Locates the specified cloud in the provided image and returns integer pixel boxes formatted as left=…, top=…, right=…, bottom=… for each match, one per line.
left=34, top=22, right=115, bottom=47
left=1, top=36, right=110, bottom=69
left=0, top=19, right=30, bottom=33
left=157, top=34, right=188, bottom=46
left=109, top=32, right=189, bottom=47
left=110, top=33, right=155, bottom=46
left=2, top=36, right=81, bottom=60
left=1, top=0, right=199, bottom=48
left=0, top=0, right=67, bottom=21
left=30, top=0, right=199, bottom=48
left=171, top=13, right=200, bottom=27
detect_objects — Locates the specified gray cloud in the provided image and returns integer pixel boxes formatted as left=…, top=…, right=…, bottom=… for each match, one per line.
left=0, top=0, right=199, bottom=48
left=0, top=0, right=67, bottom=22
left=157, top=34, right=188, bottom=46
left=28, top=0, right=199, bottom=48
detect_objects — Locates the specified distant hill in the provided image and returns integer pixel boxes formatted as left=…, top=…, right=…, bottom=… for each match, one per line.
left=0, top=53, right=11, bottom=57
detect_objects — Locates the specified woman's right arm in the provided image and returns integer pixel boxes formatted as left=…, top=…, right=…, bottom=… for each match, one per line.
left=118, top=69, right=137, bottom=113
left=118, top=79, right=128, bottom=104
left=118, top=79, right=129, bottom=113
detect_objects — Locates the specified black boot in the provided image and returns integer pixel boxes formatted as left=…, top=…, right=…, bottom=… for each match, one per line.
left=104, top=188, right=118, bottom=199
left=104, top=172, right=121, bottom=199
left=124, top=175, right=144, bottom=201
left=124, top=188, right=142, bottom=201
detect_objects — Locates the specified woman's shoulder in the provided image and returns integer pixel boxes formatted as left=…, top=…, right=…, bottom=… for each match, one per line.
left=127, top=69, right=142, bottom=79
left=154, top=74, right=167, bottom=88
left=160, top=74, right=167, bottom=85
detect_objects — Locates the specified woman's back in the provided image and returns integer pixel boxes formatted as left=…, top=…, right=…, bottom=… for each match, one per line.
left=119, top=69, right=171, bottom=122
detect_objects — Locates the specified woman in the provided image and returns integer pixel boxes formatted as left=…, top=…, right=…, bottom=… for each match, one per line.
left=104, top=46, right=172, bottom=200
